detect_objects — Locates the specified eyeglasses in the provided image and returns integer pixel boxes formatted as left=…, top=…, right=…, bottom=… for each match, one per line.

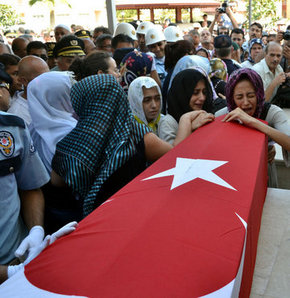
left=0, top=82, right=10, bottom=91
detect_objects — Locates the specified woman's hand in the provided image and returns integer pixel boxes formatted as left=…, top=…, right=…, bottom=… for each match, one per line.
left=222, top=107, right=257, bottom=127
left=268, top=145, right=276, bottom=164
left=191, top=111, right=215, bottom=131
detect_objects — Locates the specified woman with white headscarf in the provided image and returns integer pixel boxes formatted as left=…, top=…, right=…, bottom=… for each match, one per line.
left=28, top=71, right=77, bottom=174
left=128, top=77, right=163, bottom=134
left=28, top=71, right=80, bottom=233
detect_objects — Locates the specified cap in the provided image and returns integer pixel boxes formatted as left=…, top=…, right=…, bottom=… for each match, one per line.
left=214, top=35, right=232, bottom=49
left=164, top=26, right=183, bottom=42
left=53, top=35, right=85, bottom=57
left=192, top=22, right=201, bottom=29
left=114, top=23, right=137, bottom=40
left=232, top=41, right=240, bottom=50
left=136, top=21, right=155, bottom=35
left=0, top=63, right=12, bottom=84
left=45, top=42, right=56, bottom=57
left=145, top=28, right=166, bottom=46
left=75, top=30, right=92, bottom=39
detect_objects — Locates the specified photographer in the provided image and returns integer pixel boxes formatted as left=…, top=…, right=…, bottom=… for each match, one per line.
left=209, top=2, right=239, bottom=36
left=279, top=29, right=290, bottom=73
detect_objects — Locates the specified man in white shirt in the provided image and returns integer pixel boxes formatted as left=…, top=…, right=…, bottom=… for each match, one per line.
left=253, top=42, right=288, bottom=102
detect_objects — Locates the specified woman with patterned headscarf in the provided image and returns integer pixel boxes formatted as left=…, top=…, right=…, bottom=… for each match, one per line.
left=119, top=49, right=161, bottom=93
left=215, top=68, right=290, bottom=187
left=241, top=38, right=264, bottom=69
left=51, top=74, right=198, bottom=217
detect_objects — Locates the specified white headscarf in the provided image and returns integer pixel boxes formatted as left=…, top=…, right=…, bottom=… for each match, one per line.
left=168, top=55, right=210, bottom=91
left=128, top=77, right=162, bottom=131
left=28, top=71, right=77, bottom=174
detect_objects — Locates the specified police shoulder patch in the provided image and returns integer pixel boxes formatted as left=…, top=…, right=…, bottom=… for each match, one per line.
left=0, top=131, right=15, bottom=157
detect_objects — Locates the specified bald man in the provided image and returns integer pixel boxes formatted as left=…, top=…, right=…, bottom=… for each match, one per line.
left=0, top=43, right=11, bottom=55
left=8, top=56, right=49, bottom=124
left=11, top=37, right=29, bottom=58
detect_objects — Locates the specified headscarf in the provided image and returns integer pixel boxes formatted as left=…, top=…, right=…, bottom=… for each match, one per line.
left=247, top=38, right=264, bottom=64
left=168, top=55, right=210, bottom=91
left=52, top=74, right=150, bottom=216
left=28, top=71, right=77, bottom=174
left=120, top=49, right=153, bottom=93
left=225, top=68, right=265, bottom=118
left=210, top=58, right=228, bottom=81
left=128, top=76, right=162, bottom=132
left=167, top=68, right=213, bottom=122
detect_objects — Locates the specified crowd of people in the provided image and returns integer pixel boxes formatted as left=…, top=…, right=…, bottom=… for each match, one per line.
left=0, top=4, right=290, bottom=286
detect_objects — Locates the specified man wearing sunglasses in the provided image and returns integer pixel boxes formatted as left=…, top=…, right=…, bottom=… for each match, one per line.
left=26, top=41, right=49, bottom=63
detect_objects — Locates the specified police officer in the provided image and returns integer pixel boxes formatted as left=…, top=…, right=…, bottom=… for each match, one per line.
left=0, top=66, right=50, bottom=281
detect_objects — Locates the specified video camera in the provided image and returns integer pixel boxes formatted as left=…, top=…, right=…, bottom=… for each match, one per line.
left=218, top=1, right=228, bottom=13
left=283, top=30, right=290, bottom=40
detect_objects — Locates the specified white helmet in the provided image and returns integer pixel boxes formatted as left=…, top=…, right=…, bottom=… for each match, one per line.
left=114, top=23, right=137, bottom=40
left=145, top=28, right=166, bottom=46
left=164, top=26, right=183, bottom=42
left=136, top=21, right=155, bottom=35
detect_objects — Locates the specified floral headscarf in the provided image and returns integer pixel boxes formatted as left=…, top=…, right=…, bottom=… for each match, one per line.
left=120, top=49, right=153, bottom=93
left=210, top=58, right=228, bottom=81
left=225, top=68, right=265, bottom=118
left=128, top=76, right=162, bottom=132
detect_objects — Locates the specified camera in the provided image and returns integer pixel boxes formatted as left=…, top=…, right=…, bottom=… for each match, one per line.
left=218, top=1, right=228, bottom=13
left=283, top=30, right=290, bottom=40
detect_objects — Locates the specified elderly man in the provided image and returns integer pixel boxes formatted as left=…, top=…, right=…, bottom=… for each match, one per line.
left=54, top=24, right=71, bottom=42
left=8, top=56, right=49, bottom=124
left=253, top=42, right=287, bottom=102
left=199, top=29, right=214, bottom=57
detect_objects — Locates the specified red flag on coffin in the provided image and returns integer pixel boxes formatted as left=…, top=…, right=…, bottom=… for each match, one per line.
left=0, top=117, right=268, bottom=298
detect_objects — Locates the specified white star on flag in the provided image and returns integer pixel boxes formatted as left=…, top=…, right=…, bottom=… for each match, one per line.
left=143, top=157, right=236, bottom=191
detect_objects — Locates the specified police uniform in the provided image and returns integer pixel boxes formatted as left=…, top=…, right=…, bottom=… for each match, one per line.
left=0, top=111, right=49, bottom=264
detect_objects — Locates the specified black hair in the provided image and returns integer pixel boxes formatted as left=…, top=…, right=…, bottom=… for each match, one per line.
left=96, top=34, right=113, bottom=48
left=217, top=26, right=230, bottom=36
left=69, top=50, right=112, bottom=81
left=230, top=28, right=245, bottom=38
left=111, top=34, right=134, bottom=50
left=27, top=41, right=48, bottom=54
left=215, top=46, right=232, bottom=58
left=250, top=22, right=263, bottom=32
left=0, top=54, right=20, bottom=68
left=93, top=26, right=112, bottom=35
left=164, top=40, right=194, bottom=70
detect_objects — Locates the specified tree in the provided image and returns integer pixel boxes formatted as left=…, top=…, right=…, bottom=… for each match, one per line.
left=0, top=4, right=21, bottom=29
left=246, top=0, right=281, bottom=29
left=29, top=0, right=71, bottom=29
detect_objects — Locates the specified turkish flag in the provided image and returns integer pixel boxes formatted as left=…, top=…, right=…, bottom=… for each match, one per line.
left=0, top=117, right=268, bottom=297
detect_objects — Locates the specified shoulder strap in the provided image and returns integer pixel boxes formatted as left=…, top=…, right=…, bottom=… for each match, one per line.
left=0, top=114, right=25, bottom=128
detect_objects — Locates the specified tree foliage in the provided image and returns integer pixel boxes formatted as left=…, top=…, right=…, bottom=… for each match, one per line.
left=0, top=4, right=21, bottom=29
left=246, top=0, right=281, bottom=29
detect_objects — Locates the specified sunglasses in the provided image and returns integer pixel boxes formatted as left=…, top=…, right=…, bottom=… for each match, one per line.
left=0, top=82, right=10, bottom=91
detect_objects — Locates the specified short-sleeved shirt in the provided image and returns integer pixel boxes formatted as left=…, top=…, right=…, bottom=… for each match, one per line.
left=0, top=112, right=49, bottom=264
left=252, top=58, right=284, bottom=101
left=154, top=56, right=167, bottom=87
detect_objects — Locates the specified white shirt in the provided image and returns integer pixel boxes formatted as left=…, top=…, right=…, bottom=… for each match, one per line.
left=8, top=91, right=31, bottom=125
left=252, top=58, right=284, bottom=101
left=241, top=60, right=254, bottom=69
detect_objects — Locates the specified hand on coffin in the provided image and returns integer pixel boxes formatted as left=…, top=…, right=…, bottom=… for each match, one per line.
left=222, top=107, right=256, bottom=126
left=8, top=221, right=78, bottom=279
left=190, top=111, right=215, bottom=131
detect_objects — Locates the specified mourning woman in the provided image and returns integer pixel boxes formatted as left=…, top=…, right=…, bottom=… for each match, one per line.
left=158, top=68, right=215, bottom=144
left=217, top=68, right=290, bottom=187
left=51, top=74, right=204, bottom=217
